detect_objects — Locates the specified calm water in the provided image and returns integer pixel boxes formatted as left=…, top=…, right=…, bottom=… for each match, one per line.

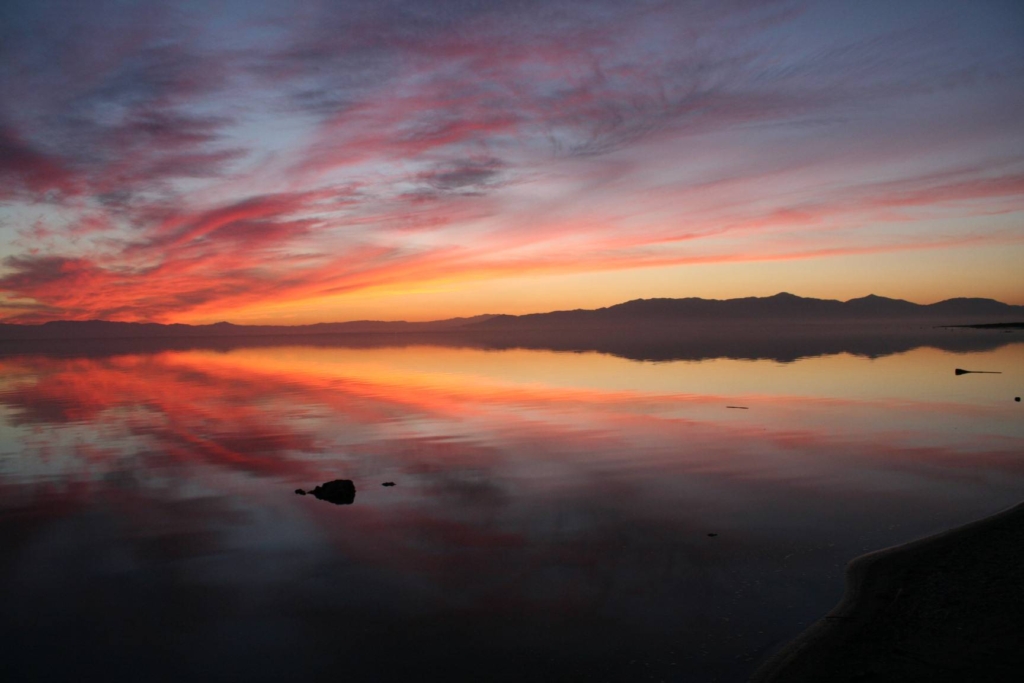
left=1, top=338, right=1022, bottom=682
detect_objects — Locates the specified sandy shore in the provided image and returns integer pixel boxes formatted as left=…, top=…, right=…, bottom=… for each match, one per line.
left=753, top=502, right=1024, bottom=682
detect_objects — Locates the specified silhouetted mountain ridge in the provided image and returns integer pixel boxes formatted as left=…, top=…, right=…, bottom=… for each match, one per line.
left=0, top=294, right=1021, bottom=340
left=0, top=315, right=496, bottom=340
left=471, top=293, right=1024, bottom=330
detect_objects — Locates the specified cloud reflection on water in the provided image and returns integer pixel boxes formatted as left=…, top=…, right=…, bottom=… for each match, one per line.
left=0, top=342, right=1022, bottom=681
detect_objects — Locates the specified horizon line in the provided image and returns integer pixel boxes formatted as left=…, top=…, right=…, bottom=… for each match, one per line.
left=2, top=291, right=1022, bottom=328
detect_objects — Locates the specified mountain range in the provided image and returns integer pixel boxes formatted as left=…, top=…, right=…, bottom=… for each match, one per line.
left=0, top=293, right=1022, bottom=340
left=473, top=293, right=1024, bottom=330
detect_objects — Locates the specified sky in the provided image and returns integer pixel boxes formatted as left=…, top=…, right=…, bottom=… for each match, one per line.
left=0, top=0, right=1022, bottom=325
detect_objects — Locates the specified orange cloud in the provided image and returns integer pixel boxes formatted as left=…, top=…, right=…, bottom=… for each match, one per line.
left=2, top=0, right=1023, bottom=322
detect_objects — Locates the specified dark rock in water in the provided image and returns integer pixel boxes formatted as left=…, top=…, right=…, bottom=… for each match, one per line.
left=707, top=533, right=718, bottom=537
left=382, top=482, right=396, bottom=487
left=294, top=489, right=306, bottom=495
left=310, top=479, right=356, bottom=505
left=1016, top=397, right=1021, bottom=402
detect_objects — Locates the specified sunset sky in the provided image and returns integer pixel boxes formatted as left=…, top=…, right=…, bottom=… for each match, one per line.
left=1, top=0, right=1022, bottom=324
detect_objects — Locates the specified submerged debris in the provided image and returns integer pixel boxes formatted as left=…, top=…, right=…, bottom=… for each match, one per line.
left=382, top=482, right=396, bottom=487
left=726, top=406, right=749, bottom=410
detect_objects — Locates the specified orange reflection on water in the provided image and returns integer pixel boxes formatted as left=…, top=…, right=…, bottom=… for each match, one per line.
left=1, top=341, right=1022, bottom=683
left=1, top=343, right=1021, bottom=492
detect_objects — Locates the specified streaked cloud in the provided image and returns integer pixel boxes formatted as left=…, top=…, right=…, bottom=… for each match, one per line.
left=1, top=0, right=1022, bottom=322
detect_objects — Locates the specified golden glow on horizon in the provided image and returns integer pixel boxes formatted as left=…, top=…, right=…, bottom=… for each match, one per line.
left=176, top=242, right=1024, bottom=325
left=1, top=2, right=1023, bottom=326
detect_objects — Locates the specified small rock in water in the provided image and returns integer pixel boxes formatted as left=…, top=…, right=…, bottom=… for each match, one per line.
left=309, top=479, right=356, bottom=505
left=1016, top=397, right=1021, bottom=402
left=382, top=482, right=396, bottom=487
left=707, top=533, right=718, bottom=537
left=294, top=489, right=306, bottom=495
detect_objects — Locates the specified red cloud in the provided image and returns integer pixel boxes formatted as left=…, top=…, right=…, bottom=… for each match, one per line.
left=0, top=128, right=78, bottom=198
left=2, top=1, right=1023, bottom=321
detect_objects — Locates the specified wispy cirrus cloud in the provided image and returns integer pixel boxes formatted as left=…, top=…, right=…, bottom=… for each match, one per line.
left=1, top=0, right=1023, bottom=321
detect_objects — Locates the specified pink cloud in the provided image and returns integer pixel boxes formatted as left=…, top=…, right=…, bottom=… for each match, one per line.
left=1, top=0, right=1023, bottom=320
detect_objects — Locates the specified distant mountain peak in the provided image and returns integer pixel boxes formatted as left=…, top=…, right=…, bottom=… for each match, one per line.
left=846, top=294, right=910, bottom=303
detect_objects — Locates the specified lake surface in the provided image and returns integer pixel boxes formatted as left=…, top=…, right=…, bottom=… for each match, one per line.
left=1, top=336, right=1022, bottom=682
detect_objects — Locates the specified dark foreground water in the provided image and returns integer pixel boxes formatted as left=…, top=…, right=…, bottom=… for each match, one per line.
left=1, top=335, right=1021, bottom=682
